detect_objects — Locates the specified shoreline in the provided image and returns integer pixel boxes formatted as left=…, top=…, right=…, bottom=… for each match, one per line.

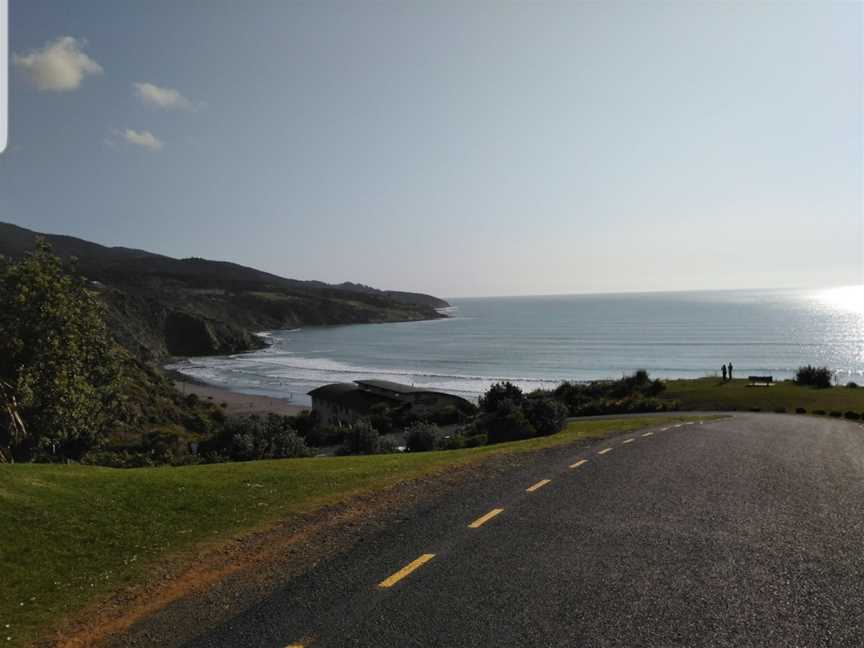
left=170, top=374, right=309, bottom=416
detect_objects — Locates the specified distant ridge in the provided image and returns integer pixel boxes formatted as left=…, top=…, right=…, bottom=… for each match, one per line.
left=0, top=221, right=450, bottom=359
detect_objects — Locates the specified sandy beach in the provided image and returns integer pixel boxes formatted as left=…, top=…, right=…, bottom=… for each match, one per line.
left=173, top=379, right=309, bottom=416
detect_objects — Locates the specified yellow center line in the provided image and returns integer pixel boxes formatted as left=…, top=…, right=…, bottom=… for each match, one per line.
left=622, top=438, right=635, bottom=444
left=597, top=447, right=612, bottom=455
left=569, top=459, right=588, bottom=469
left=378, top=553, right=436, bottom=589
left=468, top=508, right=504, bottom=528
left=641, top=431, right=654, bottom=437
left=526, top=479, right=551, bottom=492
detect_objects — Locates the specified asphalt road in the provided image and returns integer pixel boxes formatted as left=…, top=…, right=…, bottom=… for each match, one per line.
left=120, top=414, right=864, bottom=647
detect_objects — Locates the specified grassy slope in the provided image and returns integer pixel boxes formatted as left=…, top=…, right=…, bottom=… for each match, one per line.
left=664, top=377, right=864, bottom=413
left=0, top=415, right=700, bottom=646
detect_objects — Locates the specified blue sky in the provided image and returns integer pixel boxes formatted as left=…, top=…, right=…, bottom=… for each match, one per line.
left=0, top=1, right=860, bottom=298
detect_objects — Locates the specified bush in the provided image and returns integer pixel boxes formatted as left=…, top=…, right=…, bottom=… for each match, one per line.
left=830, top=411, right=843, bottom=418
left=199, top=414, right=310, bottom=461
left=774, top=407, right=786, bottom=414
left=844, top=411, right=861, bottom=420
left=440, top=434, right=466, bottom=450
left=749, top=407, right=761, bottom=412
left=464, top=434, right=487, bottom=448
left=795, top=365, right=832, bottom=389
left=523, top=398, right=568, bottom=437
left=406, top=422, right=441, bottom=452
left=847, top=382, right=859, bottom=389
left=304, top=424, right=345, bottom=447
left=339, top=420, right=383, bottom=455
left=813, top=409, right=827, bottom=416
left=479, top=382, right=524, bottom=413
left=481, top=400, right=536, bottom=444
left=795, top=407, right=806, bottom=414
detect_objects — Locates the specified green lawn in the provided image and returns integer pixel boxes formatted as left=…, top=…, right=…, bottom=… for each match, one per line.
left=664, top=377, right=864, bottom=413
left=0, top=415, right=699, bottom=646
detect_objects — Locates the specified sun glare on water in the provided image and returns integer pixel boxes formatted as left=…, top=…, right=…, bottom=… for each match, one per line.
left=818, top=285, right=864, bottom=315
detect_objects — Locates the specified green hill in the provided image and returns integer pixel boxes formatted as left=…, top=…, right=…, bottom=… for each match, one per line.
left=0, top=222, right=449, bottom=360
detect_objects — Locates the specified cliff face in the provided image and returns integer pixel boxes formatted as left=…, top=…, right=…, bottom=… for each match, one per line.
left=0, top=222, right=450, bottom=360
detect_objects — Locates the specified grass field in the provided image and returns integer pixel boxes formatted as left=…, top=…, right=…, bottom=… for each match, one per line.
left=664, top=377, right=864, bottom=413
left=0, top=415, right=699, bottom=647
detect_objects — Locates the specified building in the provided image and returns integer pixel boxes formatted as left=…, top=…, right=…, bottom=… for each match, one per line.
left=308, top=379, right=473, bottom=426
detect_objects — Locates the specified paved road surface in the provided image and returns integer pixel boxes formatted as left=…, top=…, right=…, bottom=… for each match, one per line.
left=118, top=414, right=864, bottom=647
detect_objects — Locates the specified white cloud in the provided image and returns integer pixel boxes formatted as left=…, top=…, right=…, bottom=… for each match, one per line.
left=121, top=129, right=164, bottom=151
left=133, top=82, right=194, bottom=111
left=14, top=36, right=103, bottom=92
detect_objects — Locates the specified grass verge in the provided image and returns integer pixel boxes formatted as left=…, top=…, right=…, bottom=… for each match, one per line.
left=1, top=414, right=701, bottom=646
left=663, top=377, right=864, bottom=413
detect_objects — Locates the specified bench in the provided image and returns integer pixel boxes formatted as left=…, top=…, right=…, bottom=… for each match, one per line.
left=748, top=375, right=773, bottom=386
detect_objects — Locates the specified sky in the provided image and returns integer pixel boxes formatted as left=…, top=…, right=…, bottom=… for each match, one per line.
left=0, top=1, right=861, bottom=298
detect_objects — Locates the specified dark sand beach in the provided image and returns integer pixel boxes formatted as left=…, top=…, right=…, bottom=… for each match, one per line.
left=173, top=379, right=309, bottom=416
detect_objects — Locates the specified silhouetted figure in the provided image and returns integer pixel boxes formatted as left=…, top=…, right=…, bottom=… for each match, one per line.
left=728, top=362, right=734, bottom=380
left=721, top=364, right=727, bottom=381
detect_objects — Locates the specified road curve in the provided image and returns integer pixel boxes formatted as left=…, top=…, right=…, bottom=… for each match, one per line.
left=114, top=414, right=864, bottom=647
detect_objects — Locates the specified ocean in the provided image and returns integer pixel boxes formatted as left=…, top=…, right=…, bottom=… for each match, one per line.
left=167, top=287, right=864, bottom=406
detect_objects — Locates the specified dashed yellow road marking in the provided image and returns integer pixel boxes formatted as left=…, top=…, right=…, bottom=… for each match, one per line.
left=378, top=554, right=436, bottom=588
left=597, top=447, right=612, bottom=455
left=468, top=508, right=504, bottom=528
left=569, top=459, right=588, bottom=469
left=622, top=438, right=635, bottom=444
left=642, top=431, right=654, bottom=437
left=526, top=479, right=551, bottom=492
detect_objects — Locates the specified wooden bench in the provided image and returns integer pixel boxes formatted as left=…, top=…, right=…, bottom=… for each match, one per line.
left=748, top=375, right=773, bottom=386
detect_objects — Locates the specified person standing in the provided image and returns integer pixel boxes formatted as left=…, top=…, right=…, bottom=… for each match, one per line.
left=721, top=364, right=727, bottom=381
left=728, top=362, right=734, bottom=380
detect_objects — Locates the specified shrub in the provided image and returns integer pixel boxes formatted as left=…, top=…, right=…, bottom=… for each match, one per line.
left=523, top=397, right=568, bottom=437
left=340, top=420, right=382, bottom=455
left=749, top=407, right=761, bottom=413
left=813, top=409, right=826, bottom=416
left=304, top=424, right=345, bottom=447
left=464, top=434, right=487, bottom=448
left=440, top=434, right=466, bottom=450
left=795, top=365, right=832, bottom=389
left=844, top=411, right=861, bottom=420
left=829, top=411, right=843, bottom=418
left=847, top=382, right=859, bottom=389
left=774, top=407, right=786, bottom=414
left=199, top=414, right=310, bottom=461
left=406, top=422, right=440, bottom=452
left=481, top=400, right=536, bottom=444
left=479, top=382, right=524, bottom=413
left=795, top=407, right=806, bottom=414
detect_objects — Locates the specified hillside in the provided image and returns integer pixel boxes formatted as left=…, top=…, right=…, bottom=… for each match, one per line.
left=0, top=222, right=449, bottom=359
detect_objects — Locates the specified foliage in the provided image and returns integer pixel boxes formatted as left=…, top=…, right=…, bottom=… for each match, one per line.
left=405, top=422, right=441, bottom=452
left=0, top=240, right=124, bottom=461
left=481, top=400, right=537, bottom=444
left=795, top=365, right=832, bottom=389
left=478, top=381, right=524, bottom=413
left=199, top=414, right=309, bottom=461
left=552, top=370, right=666, bottom=416
left=522, top=397, right=568, bottom=436
left=339, top=419, right=385, bottom=455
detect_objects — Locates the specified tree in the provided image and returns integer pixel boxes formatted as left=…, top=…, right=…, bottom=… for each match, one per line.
left=0, top=240, right=123, bottom=461
left=479, top=381, right=524, bottom=413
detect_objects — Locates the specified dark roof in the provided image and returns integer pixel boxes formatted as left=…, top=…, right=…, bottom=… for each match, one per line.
left=354, top=379, right=420, bottom=394
left=307, top=383, right=398, bottom=413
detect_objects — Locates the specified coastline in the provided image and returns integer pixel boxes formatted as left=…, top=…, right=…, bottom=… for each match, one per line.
left=170, top=374, right=309, bottom=416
